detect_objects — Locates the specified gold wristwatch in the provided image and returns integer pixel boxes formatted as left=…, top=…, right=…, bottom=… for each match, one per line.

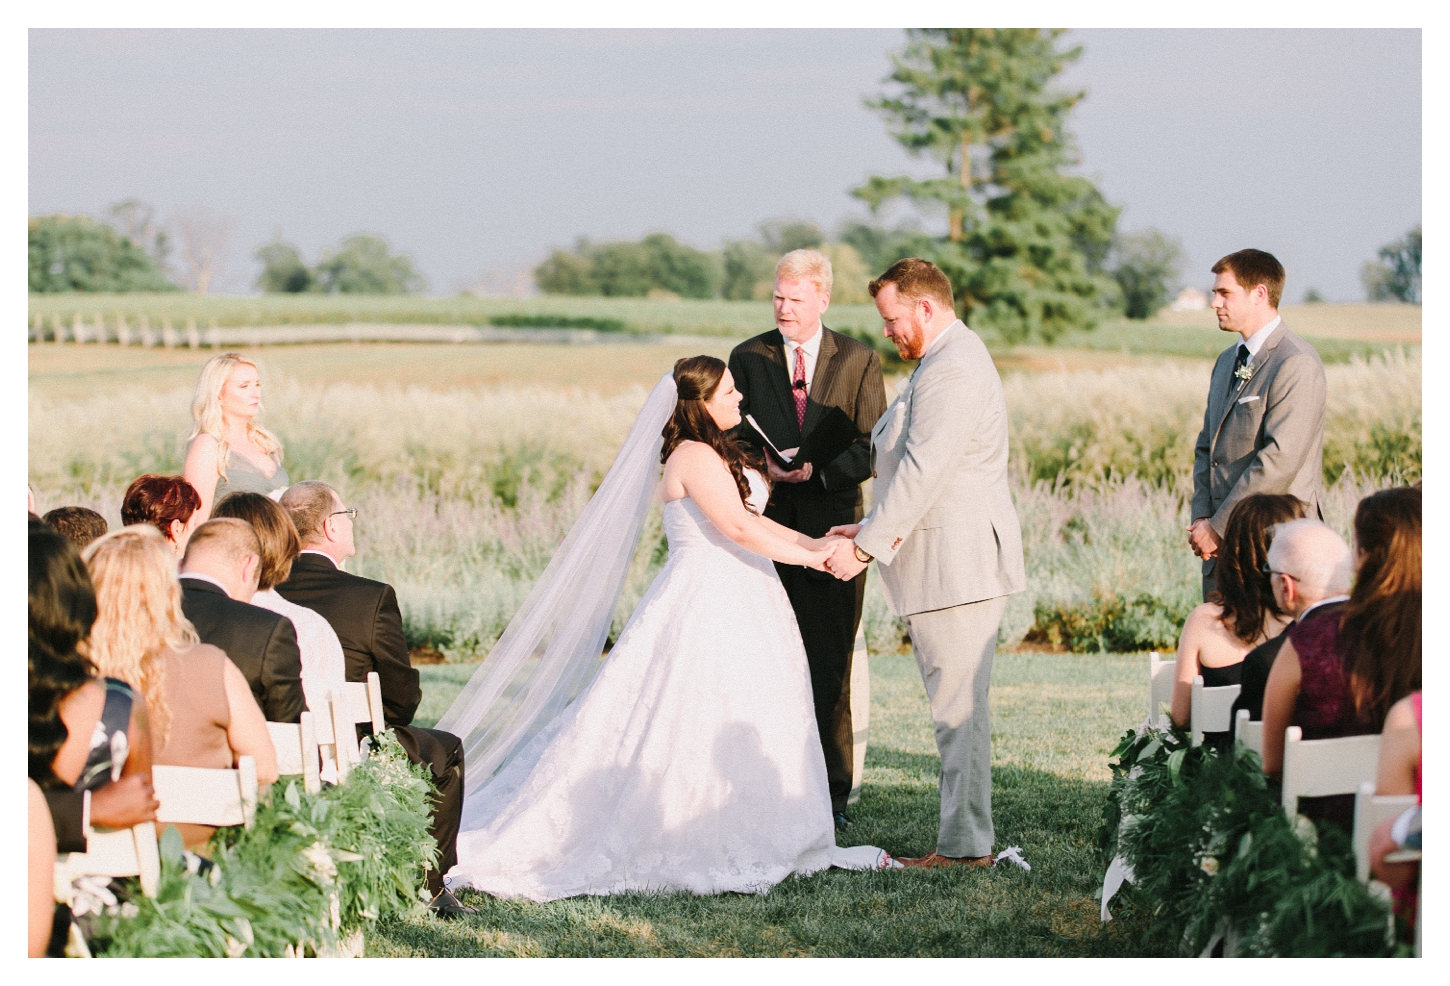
left=853, top=544, right=873, bottom=563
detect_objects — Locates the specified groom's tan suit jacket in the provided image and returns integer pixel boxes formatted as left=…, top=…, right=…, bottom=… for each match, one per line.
left=854, top=321, right=1025, bottom=617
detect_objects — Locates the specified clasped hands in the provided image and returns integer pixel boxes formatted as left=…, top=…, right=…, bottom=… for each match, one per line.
left=1186, top=518, right=1221, bottom=560
left=803, top=523, right=868, bottom=581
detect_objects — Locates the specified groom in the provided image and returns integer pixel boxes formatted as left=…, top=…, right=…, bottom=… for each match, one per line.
left=728, top=248, right=887, bottom=825
left=824, top=258, right=1025, bottom=868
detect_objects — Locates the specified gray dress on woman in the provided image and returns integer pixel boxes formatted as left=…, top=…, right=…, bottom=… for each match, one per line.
left=211, top=455, right=290, bottom=503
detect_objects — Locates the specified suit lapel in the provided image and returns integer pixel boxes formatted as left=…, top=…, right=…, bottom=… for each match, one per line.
left=1211, top=321, right=1286, bottom=443
left=799, top=328, right=838, bottom=437
left=762, top=330, right=800, bottom=442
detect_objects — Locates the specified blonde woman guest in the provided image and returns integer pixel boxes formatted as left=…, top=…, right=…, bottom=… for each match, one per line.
left=182, top=353, right=288, bottom=523
left=83, top=526, right=278, bottom=852
left=212, top=492, right=347, bottom=719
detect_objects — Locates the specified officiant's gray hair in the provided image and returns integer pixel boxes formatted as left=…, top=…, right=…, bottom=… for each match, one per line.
left=775, top=249, right=833, bottom=295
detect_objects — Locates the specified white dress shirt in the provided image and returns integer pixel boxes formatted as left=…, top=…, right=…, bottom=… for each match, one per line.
left=923, top=319, right=961, bottom=359
left=782, top=325, right=824, bottom=395
left=1240, top=315, right=1281, bottom=361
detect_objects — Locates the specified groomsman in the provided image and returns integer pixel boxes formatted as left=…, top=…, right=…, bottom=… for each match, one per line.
left=728, top=249, right=887, bottom=826
left=1190, top=249, right=1326, bottom=600
left=824, top=258, right=1025, bottom=868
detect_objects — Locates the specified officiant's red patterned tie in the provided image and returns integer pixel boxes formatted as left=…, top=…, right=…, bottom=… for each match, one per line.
left=792, top=345, right=808, bottom=429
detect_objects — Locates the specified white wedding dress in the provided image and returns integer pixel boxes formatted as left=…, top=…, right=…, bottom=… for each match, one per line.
left=444, top=468, right=887, bottom=901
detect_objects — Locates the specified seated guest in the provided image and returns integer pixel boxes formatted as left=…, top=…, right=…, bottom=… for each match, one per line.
left=1230, top=519, right=1352, bottom=723
left=42, top=506, right=108, bottom=550
left=84, top=525, right=278, bottom=851
left=1369, top=691, right=1420, bottom=937
left=121, top=475, right=203, bottom=557
left=30, top=520, right=158, bottom=955
left=179, top=518, right=306, bottom=723
left=212, top=492, right=346, bottom=718
left=1262, top=487, right=1421, bottom=829
left=277, top=481, right=475, bottom=918
left=1170, top=493, right=1304, bottom=731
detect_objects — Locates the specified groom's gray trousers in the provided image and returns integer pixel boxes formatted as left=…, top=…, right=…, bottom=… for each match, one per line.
left=902, top=593, right=1008, bottom=859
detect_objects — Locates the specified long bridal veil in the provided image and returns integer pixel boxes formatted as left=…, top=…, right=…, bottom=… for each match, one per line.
left=436, top=372, right=677, bottom=803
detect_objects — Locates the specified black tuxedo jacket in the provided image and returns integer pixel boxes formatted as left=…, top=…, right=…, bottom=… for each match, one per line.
left=275, top=553, right=420, bottom=728
left=180, top=577, right=306, bottom=723
left=728, top=326, right=887, bottom=539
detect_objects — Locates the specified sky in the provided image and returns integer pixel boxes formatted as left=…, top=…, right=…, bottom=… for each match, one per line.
left=28, top=28, right=1422, bottom=301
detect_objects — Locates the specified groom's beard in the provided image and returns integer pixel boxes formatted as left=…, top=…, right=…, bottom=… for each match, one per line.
left=891, top=325, right=926, bottom=361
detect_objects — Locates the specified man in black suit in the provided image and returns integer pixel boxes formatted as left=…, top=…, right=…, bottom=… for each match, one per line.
left=179, top=518, right=306, bottom=724
left=728, top=248, right=888, bottom=825
left=276, top=480, right=475, bottom=918
left=1230, top=518, right=1352, bottom=724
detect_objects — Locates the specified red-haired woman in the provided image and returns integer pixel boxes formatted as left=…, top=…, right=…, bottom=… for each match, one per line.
left=120, top=474, right=203, bottom=557
left=1262, top=486, right=1421, bottom=828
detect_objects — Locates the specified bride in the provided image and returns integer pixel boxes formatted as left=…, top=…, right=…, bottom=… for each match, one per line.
left=437, top=356, right=891, bottom=901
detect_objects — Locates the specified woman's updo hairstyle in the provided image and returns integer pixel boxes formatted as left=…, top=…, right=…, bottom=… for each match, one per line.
left=661, top=355, right=764, bottom=511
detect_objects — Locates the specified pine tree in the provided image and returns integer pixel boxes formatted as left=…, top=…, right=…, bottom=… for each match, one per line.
left=855, top=28, right=1119, bottom=343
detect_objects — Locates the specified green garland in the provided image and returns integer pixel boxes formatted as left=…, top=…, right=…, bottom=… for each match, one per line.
left=88, top=729, right=438, bottom=957
left=1100, top=723, right=1400, bottom=957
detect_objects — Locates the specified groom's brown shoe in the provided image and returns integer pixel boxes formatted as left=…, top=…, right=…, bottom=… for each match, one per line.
left=898, top=852, right=994, bottom=870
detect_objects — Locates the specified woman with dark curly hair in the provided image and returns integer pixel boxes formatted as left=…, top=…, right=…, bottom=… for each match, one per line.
left=1170, top=492, right=1305, bottom=728
left=120, top=474, right=203, bottom=556
left=1263, top=486, right=1420, bottom=827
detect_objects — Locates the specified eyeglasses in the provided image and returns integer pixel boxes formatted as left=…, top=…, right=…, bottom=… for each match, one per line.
left=1259, top=561, right=1297, bottom=582
left=330, top=507, right=358, bottom=520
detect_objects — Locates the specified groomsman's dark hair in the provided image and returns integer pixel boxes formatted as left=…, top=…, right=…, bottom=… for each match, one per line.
left=1211, top=249, right=1286, bottom=308
left=41, top=506, right=109, bottom=550
left=869, top=258, right=955, bottom=313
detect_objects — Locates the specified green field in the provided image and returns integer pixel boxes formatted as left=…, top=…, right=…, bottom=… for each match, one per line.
left=377, top=652, right=1166, bottom=957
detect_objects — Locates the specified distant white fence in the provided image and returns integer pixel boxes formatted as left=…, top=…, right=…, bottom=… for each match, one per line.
left=27, top=315, right=723, bottom=348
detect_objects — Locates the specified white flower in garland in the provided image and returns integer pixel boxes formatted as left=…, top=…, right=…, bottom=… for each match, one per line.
left=1199, top=856, right=1220, bottom=876
left=303, top=841, right=338, bottom=886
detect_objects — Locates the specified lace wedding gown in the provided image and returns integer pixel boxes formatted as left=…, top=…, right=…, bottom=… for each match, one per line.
left=445, top=469, right=886, bottom=901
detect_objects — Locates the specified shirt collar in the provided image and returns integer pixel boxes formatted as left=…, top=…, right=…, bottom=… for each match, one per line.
left=1241, top=315, right=1281, bottom=359
left=179, top=571, right=231, bottom=595
left=781, top=325, right=823, bottom=359
left=299, top=549, right=340, bottom=569
left=1300, top=594, right=1350, bottom=619
left=923, top=319, right=962, bottom=358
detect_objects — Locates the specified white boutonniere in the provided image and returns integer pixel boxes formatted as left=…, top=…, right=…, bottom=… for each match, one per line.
left=1233, top=362, right=1257, bottom=387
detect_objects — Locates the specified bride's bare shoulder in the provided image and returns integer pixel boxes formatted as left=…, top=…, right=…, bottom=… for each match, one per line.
left=665, top=440, right=722, bottom=468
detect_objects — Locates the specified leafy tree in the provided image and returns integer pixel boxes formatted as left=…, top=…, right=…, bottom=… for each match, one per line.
left=28, top=214, right=178, bottom=293
left=640, top=233, right=719, bottom=299
left=1111, top=229, right=1184, bottom=319
left=254, top=240, right=314, bottom=293
left=855, top=28, right=1120, bottom=342
left=589, top=241, right=655, bottom=297
left=758, top=218, right=824, bottom=255
left=837, top=219, right=938, bottom=277
left=312, top=235, right=426, bottom=295
left=721, top=239, right=775, bottom=300
left=534, top=241, right=600, bottom=296
left=821, top=242, right=871, bottom=303
left=1361, top=225, right=1421, bottom=304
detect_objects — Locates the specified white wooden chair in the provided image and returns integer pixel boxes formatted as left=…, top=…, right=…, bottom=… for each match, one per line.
left=1233, top=709, right=1264, bottom=757
left=153, top=755, right=259, bottom=831
left=1279, top=727, right=1380, bottom=818
left=1351, top=781, right=1419, bottom=883
left=1148, top=651, right=1176, bottom=728
left=848, top=626, right=870, bottom=806
left=55, top=821, right=162, bottom=898
left=1189, top=675, right=1241, bottom=747
left=327, top=671, right=386, bottom=782
left=267, top=710, right=322, bottom=794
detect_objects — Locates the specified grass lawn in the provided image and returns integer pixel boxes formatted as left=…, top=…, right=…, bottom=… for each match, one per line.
left=382, top=651, right=1168, bottom=957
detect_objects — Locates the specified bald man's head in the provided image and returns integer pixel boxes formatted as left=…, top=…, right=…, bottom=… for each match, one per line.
left=179, top=517, right=262, bottom=601
left=1266, top=519, right=1352, bottom=607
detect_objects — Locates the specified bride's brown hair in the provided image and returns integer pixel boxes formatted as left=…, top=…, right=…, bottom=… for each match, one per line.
left=661, top=356, right=765, bottom=512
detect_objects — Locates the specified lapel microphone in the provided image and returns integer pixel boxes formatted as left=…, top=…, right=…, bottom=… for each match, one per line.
left=792, top=379, right=807, bottom=390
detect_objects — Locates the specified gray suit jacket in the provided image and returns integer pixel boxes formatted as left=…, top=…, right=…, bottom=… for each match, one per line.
left=1191, top=320, right=1326, bottom=538
left=855, top=321, right=1026, bottom=617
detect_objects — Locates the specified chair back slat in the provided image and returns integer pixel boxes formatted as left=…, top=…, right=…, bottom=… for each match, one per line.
left=267, top=711, right=322, bottom=794
left=1280, top=728, right=1381, bottom=817
left=154, top=756, right=258, bottom=828
left=1189, top=676, right=1241, bottom=746
left=1352, top=782, right=1418, bottom=882
left=1148, top=651, right=1176, bottom=728
left=56, top=821, right=161, bottom=898
left=1234, top=709, right=1264, bottom=756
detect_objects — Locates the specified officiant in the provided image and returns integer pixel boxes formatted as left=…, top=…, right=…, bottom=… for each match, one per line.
left=728, top=249, right=887, bottom=826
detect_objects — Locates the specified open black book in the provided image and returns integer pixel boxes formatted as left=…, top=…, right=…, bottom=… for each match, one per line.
left=745, top=410, right=864, bottom=471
